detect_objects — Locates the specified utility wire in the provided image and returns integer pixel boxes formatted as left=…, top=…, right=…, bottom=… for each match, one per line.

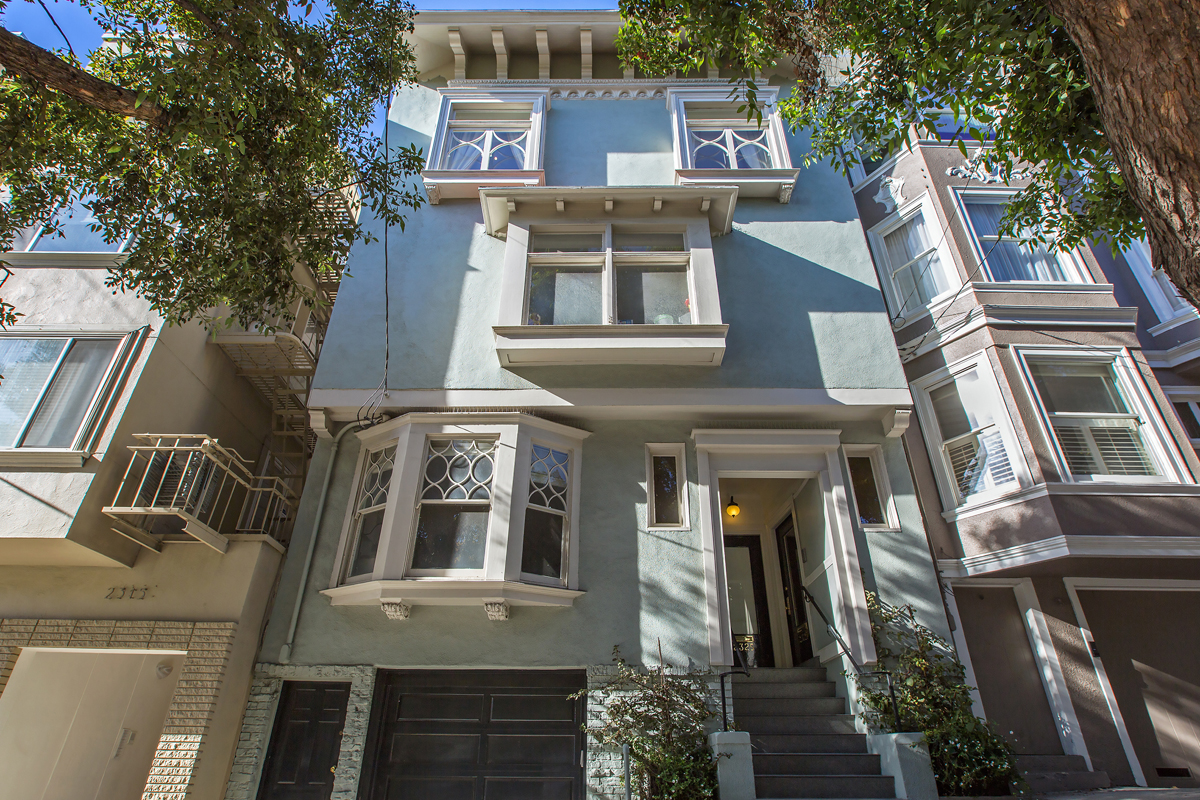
left=36, top=0, right=76, bottom=59
left=357, top=77, right=394, bottom=427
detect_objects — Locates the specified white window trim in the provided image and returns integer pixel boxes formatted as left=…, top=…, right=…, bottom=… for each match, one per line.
left=493, top=215, right=727, bottom=366
left=1013, top=345, right=1193, bottom=485
left=422, top=89, right=549, bottom=204
left=645, top=443, right=689, bottom=531
left=0, top=328, right=146, bottom=467
left=865, top=191, right=960, bottom=322
left=911, top=350, right=1033, bottom=511
left=667, top=87, right=798, bottom=203
left=952, top=188, right=1092, bottom=285
left=1120, top=239, right=1198, bottom=333
left=325, top=413, right=589, bottom=614
left=842, top=444, right=900, bottom=531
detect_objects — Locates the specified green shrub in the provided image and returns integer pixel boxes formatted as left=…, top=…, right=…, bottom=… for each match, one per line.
left=853, top=592, right=1021, bottom=796
left=574, top=646, right=719, bottom=799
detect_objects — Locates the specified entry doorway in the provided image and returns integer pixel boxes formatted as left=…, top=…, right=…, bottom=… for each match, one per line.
left=720, top=477, right=814, bottom=669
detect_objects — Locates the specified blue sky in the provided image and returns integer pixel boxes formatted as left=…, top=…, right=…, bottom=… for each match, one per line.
left=3, top=0, right=618, bottom=59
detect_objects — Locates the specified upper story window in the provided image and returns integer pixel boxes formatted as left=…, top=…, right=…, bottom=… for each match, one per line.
left=957, top=191, right=1090, bottom=284
left=1019, top=350, right=1190, bottom=483
left=913, top=351, right=1029, bottom=508
left=326, top=413, right=589, bottom=617
left=0, top=332, right=142, bottom=465
left=524, top=225, right=692, bottom=327
left=866, top=193, right=958, bottom=321
left=422, top=91, right=548, bottom=204
left=486, top=188, right=733, bottom=366
left=1171, top=398, right=1200, bottom=449
left=1121, top=238, right=1196, bottom=330
left=668, top=89, right=798, bottom=203
left=10, top=197, right=130, bottom=254
left=843, top=445, right=899, bottom=530
left=923, top=109, right=996, bottom=143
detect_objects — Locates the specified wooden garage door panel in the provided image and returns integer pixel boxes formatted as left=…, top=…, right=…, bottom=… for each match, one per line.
left=363, top=670, right=586, bottom=800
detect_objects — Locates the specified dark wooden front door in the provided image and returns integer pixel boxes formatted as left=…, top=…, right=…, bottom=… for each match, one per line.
left=775, top=515, right=814, bottom=665
left=360, top=669, right=586, bottom=800
left=258, top=681, right=351, bottom=800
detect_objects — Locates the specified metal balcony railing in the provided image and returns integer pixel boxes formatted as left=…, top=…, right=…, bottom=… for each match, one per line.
left=104, top=435, right=297, bottom=553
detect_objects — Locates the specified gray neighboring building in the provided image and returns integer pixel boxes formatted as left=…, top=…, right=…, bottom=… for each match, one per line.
left=849, top=125, right=1200, bottom=790
left=228, top=10, right=949, bottom=800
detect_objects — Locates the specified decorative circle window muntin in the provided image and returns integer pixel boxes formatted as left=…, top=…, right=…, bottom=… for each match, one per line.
left=421, top=439, right=498, bottom=501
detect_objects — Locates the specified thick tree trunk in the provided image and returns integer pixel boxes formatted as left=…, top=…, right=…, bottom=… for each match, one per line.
left=0, top=28, right=168, bottom=125
left=1047, top=0, right=1200, bottom=307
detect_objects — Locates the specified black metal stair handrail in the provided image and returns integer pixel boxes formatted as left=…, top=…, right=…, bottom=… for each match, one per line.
left=799, top=584, right=903, bottom=731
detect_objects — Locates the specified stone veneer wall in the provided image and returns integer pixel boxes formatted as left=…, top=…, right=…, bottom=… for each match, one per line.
left=585, top=664, right=725, bottom=800
left=222, top=664, right=376, bottom=800
left=0, top=617, right=238, bottom=800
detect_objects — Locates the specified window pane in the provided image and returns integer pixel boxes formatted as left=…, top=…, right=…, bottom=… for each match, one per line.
left=0, top=339, right=67, bottom=447
left=422, top=439, right=496, bottom=501
left=412, top=504, right=489, bottom=569
left=964, top=201, right=1069, bottom=282
left=963, top=201, right=1004, bottom=237
left=847, top=456, right=886, bottom=526
left=521, top=508, right=564, bottom=579
left=22, top=339, right=119, bottom=448
left=651, top=455, right=681, bottom=526
left=929, top=370, right=996, bottom=440
left=885, top=213, right=948, bottom=309
left=348, top=508, right=385, bottom=577
left=946, top=430, right=1015, bottom=500
left=32, top=198, right=123, bottom=252
left=1053, top=421, right=1157, bottom=476
left=527, top=268, right=602, bottom=325
left=358, top=445, right=397, bottom=511
left=1028, top=362, right=1126, bottom=414
left=488, top=130, right=527, bottom=170
left=529, top=233, right=603, bottom=253
left=616, top=267, right=689, bottom=324
left=452, top=106, right=531, bottom=121
left=1174, top=403, right=1200, bottom=439
left=612, top=231, right=685, bottom=252
left=529, top=445, right=569, bottom=512
left=732, top=129, right=773, bottom=168
left=444, top=131, right=485, bottom=170
left=689, top=130, right=730, bottom=169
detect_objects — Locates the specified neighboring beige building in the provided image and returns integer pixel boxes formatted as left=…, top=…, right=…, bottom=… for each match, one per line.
left=850, top=127, right=1200, bottom=791
left=0, top=200, right=342, bottom=799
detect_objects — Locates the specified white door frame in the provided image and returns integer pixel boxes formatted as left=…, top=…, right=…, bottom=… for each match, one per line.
left=1063, top=577, right=1200, bottom=787
left=693, top=428, right=875, bottom=668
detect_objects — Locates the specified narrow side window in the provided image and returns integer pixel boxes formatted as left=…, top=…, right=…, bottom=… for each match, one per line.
left=646, top=443, right=688, bottom=529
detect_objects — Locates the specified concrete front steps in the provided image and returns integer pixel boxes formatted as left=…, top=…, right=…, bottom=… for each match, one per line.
left=733, top=667, right=896, bottom=799
left=1015, top=754, right=1110, bottom=794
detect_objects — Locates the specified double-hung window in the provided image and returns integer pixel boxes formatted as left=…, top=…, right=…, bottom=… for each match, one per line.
left=1121, top=238, right=1195, bottom=329
left=868, top=194, right=957, bottom=320
left=422, top=91, right=548, bottom=203
left=525, top=226, right=692, bottom=327
left=915, top=353, right=1026, bottom=507
left=0, top=334, right=139, bottom=464
left=327, top=414, right=588, bottom=616
left=1019, top=352, right=1187, bottom=482
left=958, top=191, right=1088, bottom=284
left=10, top=197, right=130, bottom=255
left=668, top=89, right=798, bottom=202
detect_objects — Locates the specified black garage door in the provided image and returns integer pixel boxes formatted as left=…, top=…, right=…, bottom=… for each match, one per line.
left=360, top=670, right=587, bottom=800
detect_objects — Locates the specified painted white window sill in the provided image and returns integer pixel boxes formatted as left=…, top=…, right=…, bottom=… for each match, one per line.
left=322, top=579, right=584, bottom=607
left=1147, top=311, right=1200, bottom=337
left=0, top=449, right=88, bottom=468
left=422, top=169, right=545, bottom=203
left=493, top=324, right=728, bottom=366
left=675, top=168, right=799, bottom=203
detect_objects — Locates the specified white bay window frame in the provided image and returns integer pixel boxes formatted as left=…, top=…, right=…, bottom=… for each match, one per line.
left=954, top=188, right=1092, bottom=285
left=912, top=350, right=1032, bottom=510
left=1015, top=346, right=1192, bottom=485
left=667, top=88, right=799, bottom=203
left=865, top=192, right=960, bottom=324
left=323, top=413, right=588, bottom=617
left=422, top=89, right=549, bottom=204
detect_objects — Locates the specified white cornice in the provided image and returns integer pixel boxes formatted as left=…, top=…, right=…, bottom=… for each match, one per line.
left=1145, top=338, right=1200, bottom=368
left=939, top=534, right=1200, bottom=577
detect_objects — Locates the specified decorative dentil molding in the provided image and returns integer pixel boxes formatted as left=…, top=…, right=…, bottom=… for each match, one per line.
left=873, top=176, right=905, bottom=212
left=381, top=601, right=411, bottom=620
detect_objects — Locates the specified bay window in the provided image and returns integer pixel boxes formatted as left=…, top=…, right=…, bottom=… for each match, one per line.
left=1020, top=351, right=1188, bottom=482
left=325, top=413, right=588, bottom=618
left=958, top=191, right=1089, bottom=284
left=868, top=193, right=957, bottom=320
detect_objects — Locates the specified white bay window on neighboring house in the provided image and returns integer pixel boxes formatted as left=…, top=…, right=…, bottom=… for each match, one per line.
left=0, top=332, right=143, bottom=466
left=325, top=413, right=588, bottom=618
left=867, top=193, right=958, bottom=321
left=913, top=352, right=1029, bottom=508
left=1121, top=238, right=1196, bottom=332
left=957, top=191, right=1090, bottom=284
left=422, top=90, right=548, bottom=203
left=1019, top=350, right=1190, bottom=483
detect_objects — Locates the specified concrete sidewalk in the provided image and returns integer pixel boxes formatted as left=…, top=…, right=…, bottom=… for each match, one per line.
left=1041, top=789, right=1200, bottom=800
